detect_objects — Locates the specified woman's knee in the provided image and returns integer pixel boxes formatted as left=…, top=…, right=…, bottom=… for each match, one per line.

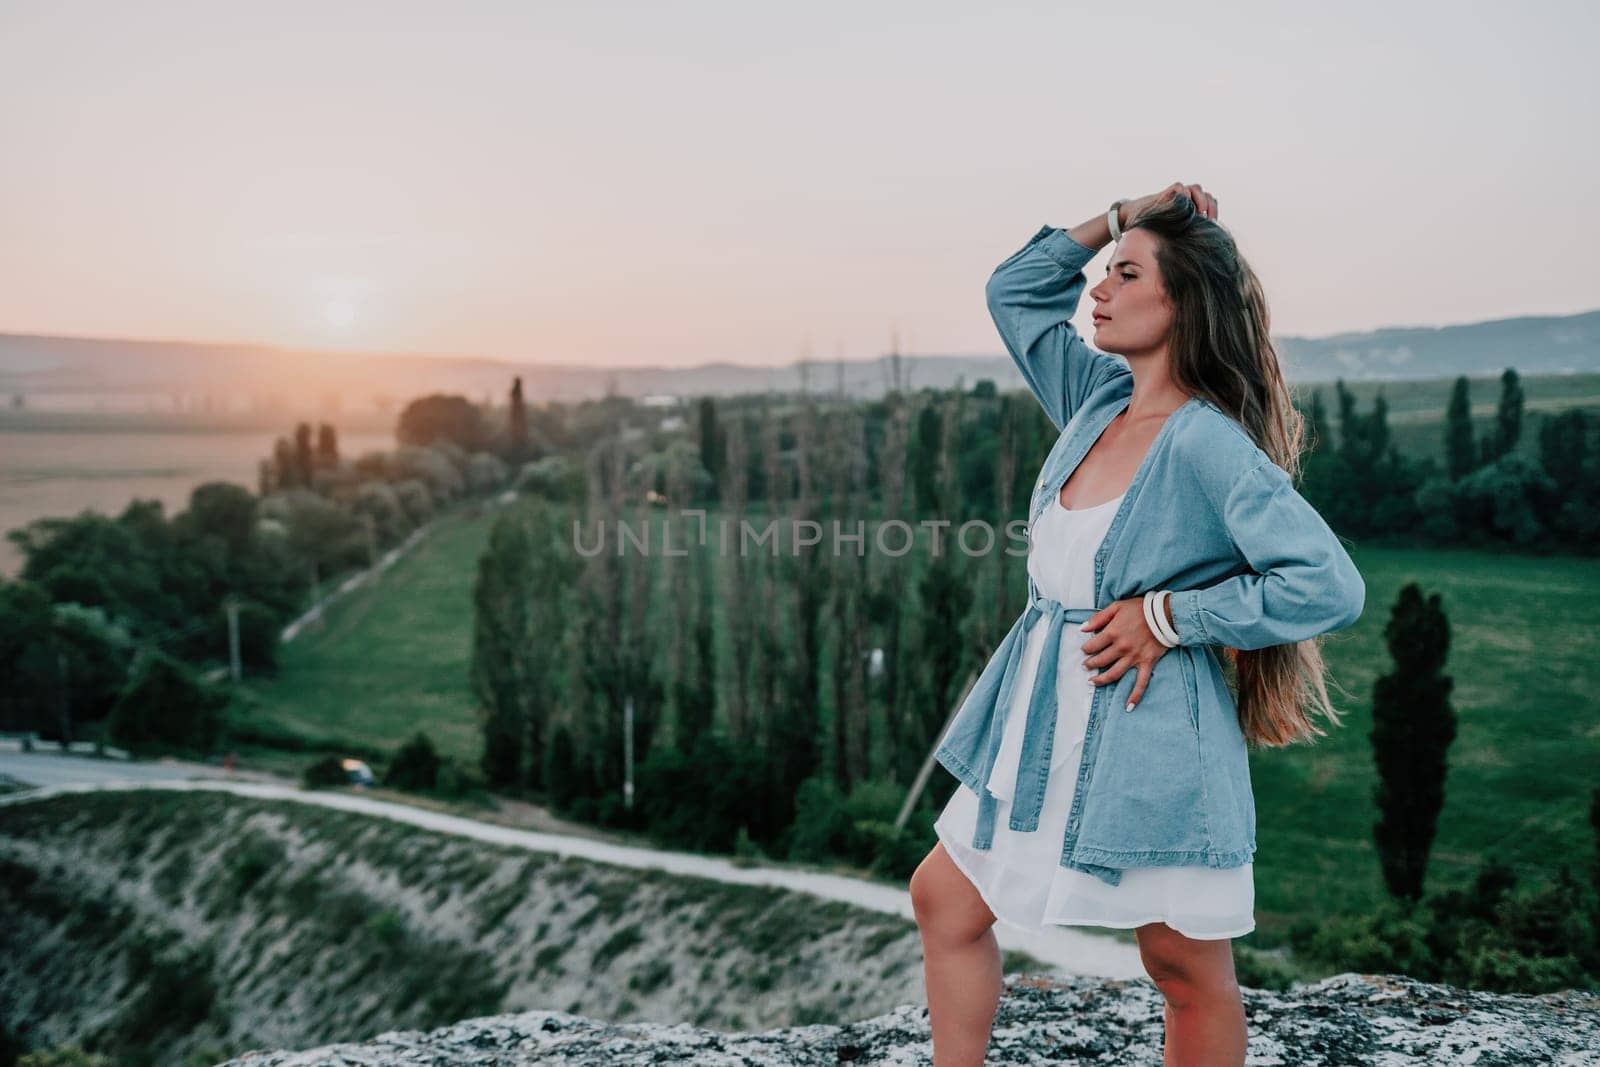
left=1135, top=923, right=1239, bottom=1004
left=909, top=848, right=944, bottom=918
left=910, top=844, right=994, bottom=940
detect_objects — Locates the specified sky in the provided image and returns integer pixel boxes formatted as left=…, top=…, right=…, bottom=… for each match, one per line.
left=1, top=0, right=1595, bottom=369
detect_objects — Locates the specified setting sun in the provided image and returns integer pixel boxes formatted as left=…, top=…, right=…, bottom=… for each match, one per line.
left=322, top=299, right=356, bottom=329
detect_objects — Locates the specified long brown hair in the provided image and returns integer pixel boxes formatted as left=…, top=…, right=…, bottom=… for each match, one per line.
left=1127, top=192, right=1352, bottom=749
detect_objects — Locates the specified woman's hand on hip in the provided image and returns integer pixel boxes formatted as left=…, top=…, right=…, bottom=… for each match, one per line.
left=1078, top=597, right=1173, bottom=710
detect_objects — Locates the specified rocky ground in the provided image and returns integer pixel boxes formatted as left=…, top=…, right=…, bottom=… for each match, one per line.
left=222, top=970, right=1600, bottom=1065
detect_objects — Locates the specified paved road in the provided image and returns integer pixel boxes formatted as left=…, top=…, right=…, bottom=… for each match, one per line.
left=0, top=757, right=1148, bottom=980
left=0, top=750, right=225, bottom=788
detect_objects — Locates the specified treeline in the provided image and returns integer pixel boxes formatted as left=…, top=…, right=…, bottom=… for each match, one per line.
left=1302, top=370, right=1599, bottom=552
left=0, top=382, right=572, bottom=752
left=470, top=367, right=1599, bottom=994
left=473, top=380, right=1096, bottom=882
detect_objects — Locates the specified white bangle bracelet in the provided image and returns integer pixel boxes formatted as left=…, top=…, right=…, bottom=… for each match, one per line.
left=1153, top=590, right=1182, bottom=646
left=1144, top=590, right=1180, bottom=648
left=1143, top=591, right=1177, bottom=648
left=1108, top=198, right=1128, bottom=242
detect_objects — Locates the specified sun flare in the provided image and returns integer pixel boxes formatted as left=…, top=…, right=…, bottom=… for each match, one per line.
left=323, top=300, right=357, bottom=329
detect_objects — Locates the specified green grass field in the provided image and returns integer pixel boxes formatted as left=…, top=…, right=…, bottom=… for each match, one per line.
left=225, top=506, right=494, bottom=779
left=224, top=465, right=1600, bottom=947
left=1252, top=545, right=1600, bottom=933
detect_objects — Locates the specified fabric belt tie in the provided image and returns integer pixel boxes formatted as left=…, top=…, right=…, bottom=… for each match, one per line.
left=971, top=598, right=1098, bottom=851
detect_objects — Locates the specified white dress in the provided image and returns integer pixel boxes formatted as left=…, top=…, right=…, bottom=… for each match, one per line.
left=934, top=490, right=1256, bottom=941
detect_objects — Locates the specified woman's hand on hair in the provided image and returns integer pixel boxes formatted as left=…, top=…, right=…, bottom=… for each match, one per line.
left=1122, top=182, right=1218, bottom=227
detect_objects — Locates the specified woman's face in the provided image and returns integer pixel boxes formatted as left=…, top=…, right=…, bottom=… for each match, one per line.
left=1088, top=229, right=1173, bottom=359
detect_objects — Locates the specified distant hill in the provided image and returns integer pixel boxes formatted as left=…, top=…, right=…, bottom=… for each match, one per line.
left=2, top=307, right=1596, bottom=417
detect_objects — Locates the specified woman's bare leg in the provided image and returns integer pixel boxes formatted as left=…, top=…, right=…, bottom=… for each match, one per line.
left=1134, top=921, right=1247, bottom=1066
left=909, top=841, right=1003, bottom=1066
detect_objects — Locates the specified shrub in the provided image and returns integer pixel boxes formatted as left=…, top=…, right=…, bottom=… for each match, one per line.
left=465, top=452, right=510, bottom=493
left=383, top=732, right=442, bottom=792
left=786, top=775, right=928, bottom=878
left=106, top=651, right=224, bottom=756
left=303, top=755, right=349, bottom=789
left=393, top=479, right=436, bottom=526
left=1289, top=852, right=1600, bottom=994
left=514, top=457, right=581, bottom=502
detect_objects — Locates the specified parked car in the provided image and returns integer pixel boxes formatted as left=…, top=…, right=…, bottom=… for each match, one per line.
left=341, top=758, right=375, bottom=787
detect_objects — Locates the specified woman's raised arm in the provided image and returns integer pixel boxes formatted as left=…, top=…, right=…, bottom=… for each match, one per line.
left=985, top=216, right=1126, bottom=432
left=986, top=186, right=1216, bottom=432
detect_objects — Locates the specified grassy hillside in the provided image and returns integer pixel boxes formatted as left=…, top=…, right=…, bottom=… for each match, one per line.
left=0, top=789, right=978, bottom=1065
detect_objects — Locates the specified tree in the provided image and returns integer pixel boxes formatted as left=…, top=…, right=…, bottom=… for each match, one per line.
left=543, top=721, right=593, bottom=810
left=0, top=582, right=64, bottom=735
left=663, top=433, right=717, bottom=754
left=1590, top=785, right=1600, bottom=903
left=871, top=384, right=913, bottom=781
left=106, top=650, right=225, bottom=755
left=1305, top=389, right=1331, bottom=458
left=273, top=436, right=297, bottom=488
left=910, top=402, right=944, bottom=516
left=1445, top=376, right=1476, bottom=480
left=696, top=396, right=723, bottom=503
left=470, top=498, right=579, bottom=790
left=178, top=482, right=257, bottom=557
left=1371, top=583, right=1457, bottom=900
left=1454, top=453, right=1555, bottom=546
left=567, top=511, right=667, bottom=818
left=1311, top=381, right=1425, bottom=540
left=384, top=731, right=443, bottom=791
left=1335, top=377, right=1359, bottom=455
left=397, top=394, right=489, bottom=452
left=8, top=508, right=179, bottom=640
left=316, top=423, right=339, bottom=469
left=1491, top=367, right=1525, bottom=461
left=293, top=423, right=315, bottom=488
left=1538, top=408, right=1591, bottom=498
left=508, top=376, right=529, bottom=463
left=1538, top=409, right=1600, bottom=550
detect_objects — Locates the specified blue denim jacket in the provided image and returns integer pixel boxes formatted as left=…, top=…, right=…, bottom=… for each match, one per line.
left=934, top=224, right=1365, bottom=887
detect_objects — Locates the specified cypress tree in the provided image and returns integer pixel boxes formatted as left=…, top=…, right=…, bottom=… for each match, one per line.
left=509, top=377, right=529, bottom=462
left=1446, top=376, right=1475, bottom=479
left=1306, top=389, right=1331, bottom=458
left=911, top=402, right=944, bottom=516
left=1493, top=367, right=1525, bottom=459
left=1539, top=409, right=1591, bottom=496
left=1371, top=582, right=1457, bottom=900
left=316, top=423, right=339, bottom=469
left=294, top=423, right=315, bottom=488
left=273, top=437, right=296, bottom=488
left=697, top=396, right=723, bottom=502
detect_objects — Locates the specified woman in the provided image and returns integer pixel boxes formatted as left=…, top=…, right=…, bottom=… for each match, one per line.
left=908, top=182, right=1365, bottom=1066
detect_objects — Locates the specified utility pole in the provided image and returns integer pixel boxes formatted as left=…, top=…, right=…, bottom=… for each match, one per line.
left=896, top=669, right=978, bottom=832
left=225, top=595, right=242, bottom=683
left=362, top=513, right=377, bottom=567
left=56, top=649, right=70, bottom=747
left=623, top=694, right=635, bottom=810
left=310, top=562, right=323, bottom=630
